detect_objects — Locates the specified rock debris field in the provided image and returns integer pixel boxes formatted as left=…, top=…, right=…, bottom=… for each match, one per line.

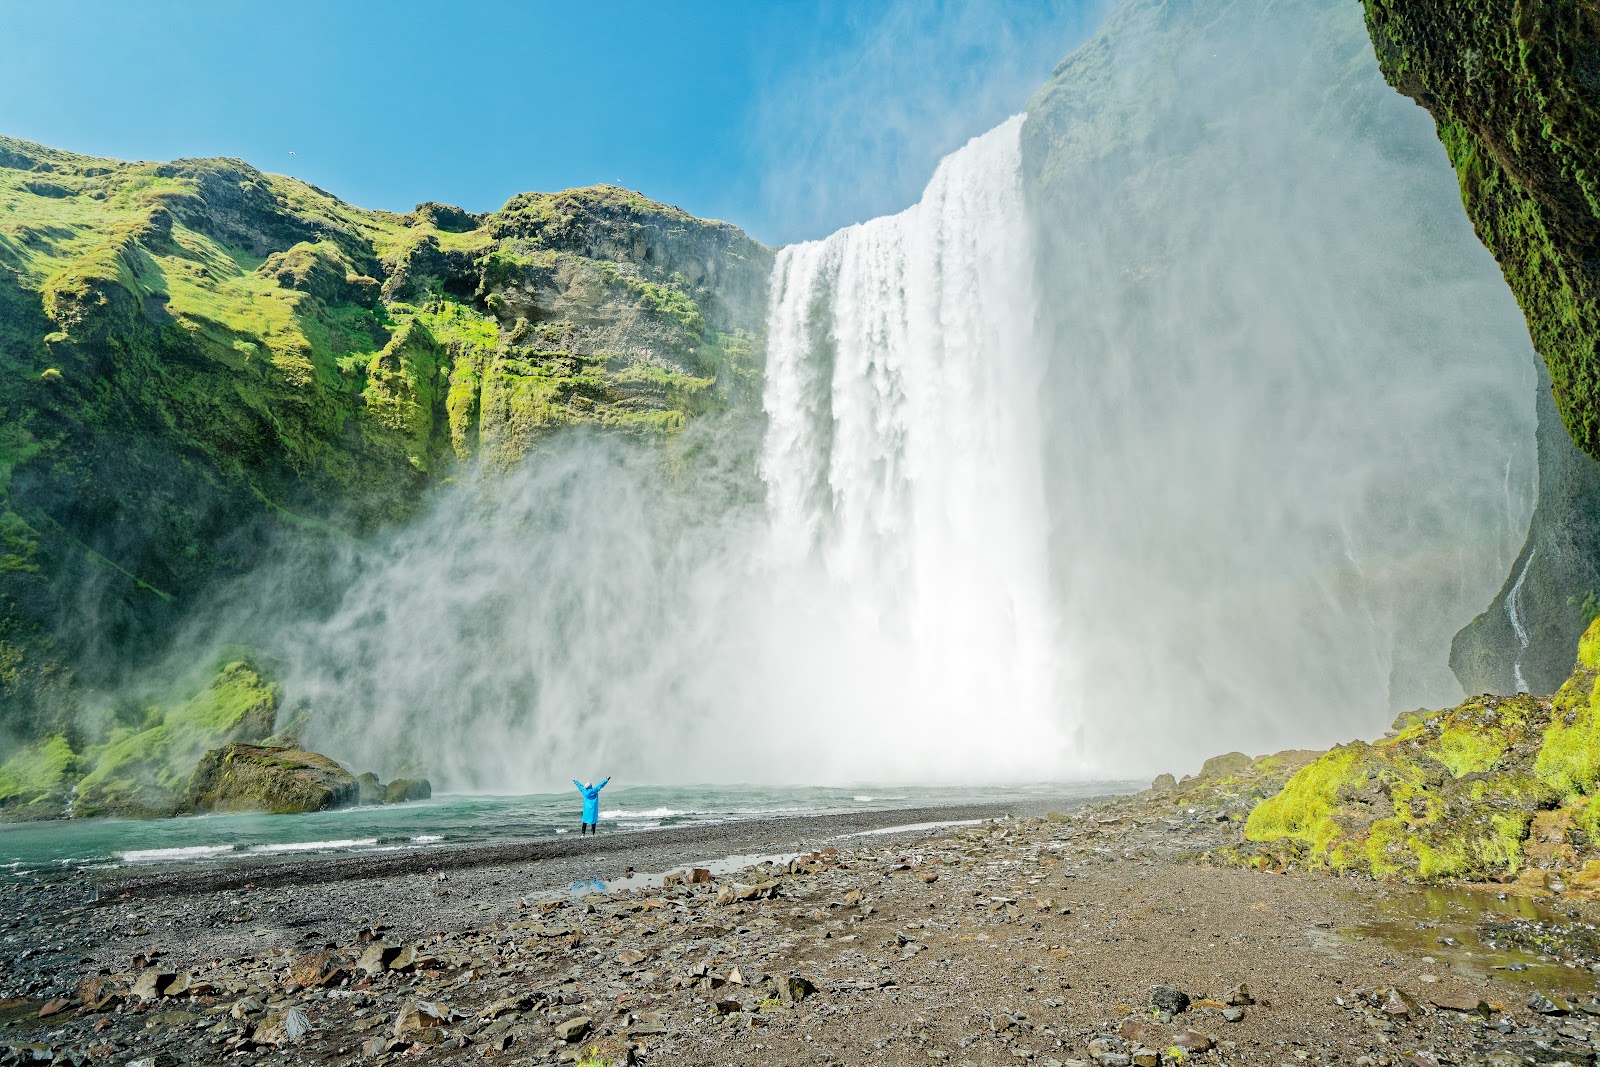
left=2, top=796, right=1598, bottom=1066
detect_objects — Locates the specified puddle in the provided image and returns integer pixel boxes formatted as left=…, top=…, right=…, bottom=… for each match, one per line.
left=1343, top=884, right=1600, bottom=994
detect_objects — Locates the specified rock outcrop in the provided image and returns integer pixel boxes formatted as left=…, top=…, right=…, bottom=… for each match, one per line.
left=1239, top=616, right=1600, bottom=887
left=1361, top=1, right=1600, bottom=688
left=186, top=740, right=358, bottom=815
left=1363, top=0, right=1600, bottom=459
left=1450, top=363, right=1600, bottom=697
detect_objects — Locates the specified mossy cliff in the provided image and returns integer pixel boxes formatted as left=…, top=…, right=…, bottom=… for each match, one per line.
left=1363, top=0, right=1600, bottom=459
left=1362, top=0, right=1600, bottom=688
left=0, top=136, right=771, bottom=758
left=1236, top=615, right=1600, bottom=892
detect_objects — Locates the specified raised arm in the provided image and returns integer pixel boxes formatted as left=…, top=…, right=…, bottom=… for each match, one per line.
left=573, top=780, right=583, bottom=791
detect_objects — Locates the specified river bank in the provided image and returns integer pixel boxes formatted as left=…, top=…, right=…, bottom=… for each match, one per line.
left=4, top=788, right=1599, bottom=1066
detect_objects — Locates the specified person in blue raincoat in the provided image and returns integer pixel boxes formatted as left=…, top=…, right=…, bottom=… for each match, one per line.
left=574, top=777, right=610, bottom=835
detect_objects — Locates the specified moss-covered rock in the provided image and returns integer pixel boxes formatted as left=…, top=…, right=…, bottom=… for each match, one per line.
left=1361, top=2, right=1600, bottom=693
left=0, top=734, right=78, bottom=820
left=1133, top=748, right=1324, bottom=821
left=1237, top=616, right=1600, bottom=885
left=382, top=777, right=431, bottom=804
left=185, top=740, right=357, bottom=815
left=355, top=771, right=383, bottom=805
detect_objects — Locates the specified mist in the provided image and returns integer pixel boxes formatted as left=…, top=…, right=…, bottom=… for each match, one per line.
left=1023, top=0, right=1538, bottom=767
left=176, top=0, right=1540, bottom=790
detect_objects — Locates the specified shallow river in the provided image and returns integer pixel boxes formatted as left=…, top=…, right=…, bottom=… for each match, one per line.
left=0, top=781, right=1130, bottom=879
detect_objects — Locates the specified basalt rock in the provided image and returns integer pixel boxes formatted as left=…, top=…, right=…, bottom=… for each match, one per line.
left=185, top=740, right=358, bottom=815
left=1360, top=2, right=1600, bottom=693
left=382, top=777, right=431, bottom=804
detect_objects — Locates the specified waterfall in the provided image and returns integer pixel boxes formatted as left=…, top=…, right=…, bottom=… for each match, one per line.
left=1507, top=549, right=1536, bottom=694
left=760, top=116, right=1075, bottom=773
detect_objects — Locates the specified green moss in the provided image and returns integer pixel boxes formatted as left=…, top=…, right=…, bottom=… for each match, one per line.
left=1436, top=718, right=1508, bottom=777
left=1244, top=745, right=1364, bottom=856
left=0, top=132, right=770, bottom=760
left=71, top=660, right=279, bottom=818
left=1240, top=691, right=1553, bottom=882
left=1362, top=0, right=1600, bottom=459
left=0, top=735, right=78, bottom=810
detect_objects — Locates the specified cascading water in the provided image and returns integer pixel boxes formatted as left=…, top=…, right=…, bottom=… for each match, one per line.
left=761, top=115, right=1074, bottom=774
left=1507, top=550, right=1537, bottom=694
left=260, top=0, right=1540, bottom=789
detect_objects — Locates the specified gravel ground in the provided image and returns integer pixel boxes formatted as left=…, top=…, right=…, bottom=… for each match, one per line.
left=2, top=793, right=1599, bottom=1066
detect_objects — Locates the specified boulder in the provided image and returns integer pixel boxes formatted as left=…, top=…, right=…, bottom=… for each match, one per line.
left=775, top=974, right=816, bottom=1006
left=394, top=1000, right=448, bottom=1038
left=355, top=772, right=383, bottom=805
left=288, top=950, right=341, bottom=988
left=1150, top=985, right=1190, bottom=1015
left=130, top=970, right=175, bottom=1001
left=383, top=778, right=431, bottom=804
left=184, top=741, right=357, bottom=815
left=579, top=1035, right=635, bottom=1065
left=555, top=1016, right=592, bottom=1042
left=357, top=942, right=401, bottom=975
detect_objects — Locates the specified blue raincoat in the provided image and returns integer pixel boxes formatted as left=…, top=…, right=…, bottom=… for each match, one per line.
left=574, top=778, right=609, bottom=823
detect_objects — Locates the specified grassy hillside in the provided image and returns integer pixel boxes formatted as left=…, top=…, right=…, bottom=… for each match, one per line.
left=0, top=135, right=771, bottom=779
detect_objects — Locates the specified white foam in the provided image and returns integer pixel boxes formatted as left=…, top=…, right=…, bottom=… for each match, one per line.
left=247, top=838, right=377, bottom=855
left=411, top=834, right=443, bottom=844
left=118, top=844, right=236, bottom=864
left=601, top=807, right=687, bottom=820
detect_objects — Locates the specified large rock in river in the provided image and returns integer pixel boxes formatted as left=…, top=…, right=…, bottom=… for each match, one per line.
left=185, top=741, right=358, bottom=814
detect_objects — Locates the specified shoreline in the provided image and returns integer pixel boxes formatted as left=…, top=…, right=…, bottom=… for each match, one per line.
left=91, top=799, right=1083, bottom=900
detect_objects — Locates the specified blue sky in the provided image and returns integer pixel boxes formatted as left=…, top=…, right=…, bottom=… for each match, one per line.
left=0, top=0, right=1107, bottom=245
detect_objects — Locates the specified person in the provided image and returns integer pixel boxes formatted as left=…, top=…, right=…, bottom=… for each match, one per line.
left=573, top=777, right=610, bottom=835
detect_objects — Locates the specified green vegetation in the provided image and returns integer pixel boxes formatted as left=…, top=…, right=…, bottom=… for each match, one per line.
left=69, top=659, right=279, bottom=818
left=1234, top=616, right=1600, bottom=885
left=0, top=133, right=771, bottom=790
left=1362, top=0, right=1600, bottom=460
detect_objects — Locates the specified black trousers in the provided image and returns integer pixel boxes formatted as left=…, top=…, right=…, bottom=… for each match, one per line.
left=580, top=821, right=596, bottom=835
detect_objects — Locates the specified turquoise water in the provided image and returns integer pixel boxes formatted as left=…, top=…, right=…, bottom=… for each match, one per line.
left=0, top=781, right=1129, bottom=878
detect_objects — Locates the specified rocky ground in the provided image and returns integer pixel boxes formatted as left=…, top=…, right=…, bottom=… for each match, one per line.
left=2, top=795, right=1600, bottom=1067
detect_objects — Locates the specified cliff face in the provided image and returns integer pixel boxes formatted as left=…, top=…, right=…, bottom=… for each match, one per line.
left=1361, top=1, right=1600, bottom=693
left=1363, top=0, right=1600, bottom=457
left=1450, top=361, right=1600, bottom=697
left=0, top=136, right=771, bottom=748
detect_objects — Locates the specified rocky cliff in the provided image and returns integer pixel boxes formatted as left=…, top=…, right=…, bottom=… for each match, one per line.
left=0, top=136, right=770, bottom=811
left=1362, top=0, right=1600, bottom=693
left=1450, top=362, right=1600, bottom=697
left=1363, top=0, right=1600, bottom=457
